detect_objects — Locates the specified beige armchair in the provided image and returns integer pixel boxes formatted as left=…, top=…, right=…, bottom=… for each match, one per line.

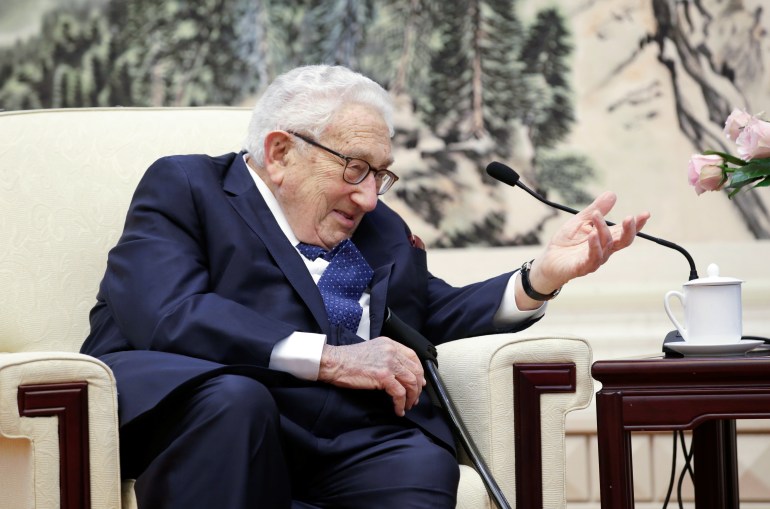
left=0, top=107, right=593, bottom=509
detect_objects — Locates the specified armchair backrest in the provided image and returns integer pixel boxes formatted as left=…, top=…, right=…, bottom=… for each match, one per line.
left=1, top=107, right=253, bottom=353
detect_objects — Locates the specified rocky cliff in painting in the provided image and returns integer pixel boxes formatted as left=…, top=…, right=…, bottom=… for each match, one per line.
left=649, top=0, right=770, bottom=238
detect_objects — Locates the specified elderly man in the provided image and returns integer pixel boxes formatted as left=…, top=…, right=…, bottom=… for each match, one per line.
left=81, top=65, right=649, bottom=508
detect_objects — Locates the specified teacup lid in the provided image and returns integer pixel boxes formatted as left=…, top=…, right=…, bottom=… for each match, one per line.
left=684, top=263, right=743, bottom=286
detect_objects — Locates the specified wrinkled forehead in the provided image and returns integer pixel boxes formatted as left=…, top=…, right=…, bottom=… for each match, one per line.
left=324, top=103, right=394, bottom=166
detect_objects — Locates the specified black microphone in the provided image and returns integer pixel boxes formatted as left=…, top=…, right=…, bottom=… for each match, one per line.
left=485, top=161, right=699, bottom=281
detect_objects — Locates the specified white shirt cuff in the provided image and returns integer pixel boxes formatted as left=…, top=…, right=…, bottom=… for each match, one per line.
left=493, top=271, right=547, bottom=326
left=268, top=332, right=326, bottom=381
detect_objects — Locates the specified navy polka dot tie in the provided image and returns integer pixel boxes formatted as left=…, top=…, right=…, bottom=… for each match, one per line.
left=297, top=239, right=374, bottom=333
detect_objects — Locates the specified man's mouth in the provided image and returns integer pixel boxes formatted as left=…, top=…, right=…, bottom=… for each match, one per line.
left=334, top=209, right=357, bottom=228
left=335, top=209, right=355, bottom=220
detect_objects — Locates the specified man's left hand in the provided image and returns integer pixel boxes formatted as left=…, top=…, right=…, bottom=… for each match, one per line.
left=517, top=191, right=650, bottom=310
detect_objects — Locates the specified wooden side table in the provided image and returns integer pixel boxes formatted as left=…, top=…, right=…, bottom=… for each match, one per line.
left=592, top=352, right=770, bottom=509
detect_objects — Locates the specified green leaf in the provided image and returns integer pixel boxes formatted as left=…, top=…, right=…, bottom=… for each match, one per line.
left=729, top=171, right=757, bottom=186
left=727, top=177, right=759, bottom=198
left=741, top=158, right=770, bottom=176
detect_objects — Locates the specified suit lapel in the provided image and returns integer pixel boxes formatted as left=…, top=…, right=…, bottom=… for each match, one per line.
left=354, top=211, right=394, bottom=337
left=222, top=155, right=330, bottom=330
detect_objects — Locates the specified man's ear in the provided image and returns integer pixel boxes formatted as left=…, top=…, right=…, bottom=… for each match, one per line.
left=263, top=131, right=293, bottom=184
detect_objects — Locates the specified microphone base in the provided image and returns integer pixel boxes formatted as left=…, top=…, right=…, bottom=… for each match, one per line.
left=662, top=330, right=685, bottom=357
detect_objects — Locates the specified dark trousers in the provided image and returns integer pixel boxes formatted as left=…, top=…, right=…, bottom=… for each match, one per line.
left=120, top=374, right=459, bottom=508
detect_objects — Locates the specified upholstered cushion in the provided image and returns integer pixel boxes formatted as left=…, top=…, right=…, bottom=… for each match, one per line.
left=456, top=464, right=492, bottom=509
left=0, top=107, right=253, bottom=355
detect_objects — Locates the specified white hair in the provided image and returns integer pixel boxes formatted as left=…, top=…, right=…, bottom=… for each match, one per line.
left=243, top=65, right=394, bottom=165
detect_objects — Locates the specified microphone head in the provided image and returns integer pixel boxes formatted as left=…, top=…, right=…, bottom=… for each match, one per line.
left=486, top=161, right=520, bottom=187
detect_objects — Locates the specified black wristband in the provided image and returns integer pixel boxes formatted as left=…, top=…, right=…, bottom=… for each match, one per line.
left=520, top=259, right=561, bottom=301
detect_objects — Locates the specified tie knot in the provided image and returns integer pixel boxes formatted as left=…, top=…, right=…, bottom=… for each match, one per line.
left=297, top=240, right=349, bottom=262
left=296, top=242, right=327, bottom=261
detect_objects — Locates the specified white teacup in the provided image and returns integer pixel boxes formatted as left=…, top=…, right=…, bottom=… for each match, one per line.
left=663, top=263, right=743, bottom=345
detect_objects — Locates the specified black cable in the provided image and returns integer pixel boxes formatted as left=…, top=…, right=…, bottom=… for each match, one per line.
left=662, top=431, right=678, bottom=509
left=679, top=430, right=695, bottom=480
left=744, top=335, right=770, bottom=343
left=676, top=431, right=695, bottom=509
left=663, top=430, right=696, bottom=509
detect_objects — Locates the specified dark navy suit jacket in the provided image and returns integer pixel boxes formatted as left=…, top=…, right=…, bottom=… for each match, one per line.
left=81, top=152, right=536, bottom=451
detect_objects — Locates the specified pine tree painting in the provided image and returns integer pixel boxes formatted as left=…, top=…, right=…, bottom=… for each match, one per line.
left=2, top=0, right=766, bottom=243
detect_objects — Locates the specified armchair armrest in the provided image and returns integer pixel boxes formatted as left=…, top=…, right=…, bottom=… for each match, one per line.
left=0, top=351, right=122, bottom=509
left=437, top=334, right=593, bottom=509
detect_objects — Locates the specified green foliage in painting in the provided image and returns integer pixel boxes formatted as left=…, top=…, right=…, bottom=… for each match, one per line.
left=537, top=152, right=596, bottom=206
left=0, top=0, right=576, bottom=147
left=0, top=0, right=592, bottom=246
left=519, top=7, right=574, bottom=149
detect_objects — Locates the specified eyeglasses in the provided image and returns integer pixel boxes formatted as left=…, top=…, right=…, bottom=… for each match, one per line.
left=287, top=131, right=399, bottom=195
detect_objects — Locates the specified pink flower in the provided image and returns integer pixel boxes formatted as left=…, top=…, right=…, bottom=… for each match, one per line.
left=688, top=154, right=725, bottom=195
left=723, top=109, right=753, bottom=142
left=736, top=117, right=770, bottom=161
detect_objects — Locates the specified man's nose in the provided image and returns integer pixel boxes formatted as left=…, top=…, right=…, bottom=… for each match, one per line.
left=351, top=173, right=379, bottom=211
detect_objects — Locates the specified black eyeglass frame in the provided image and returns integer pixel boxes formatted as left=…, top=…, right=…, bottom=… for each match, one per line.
left=287, top=131, right=399, bottom=195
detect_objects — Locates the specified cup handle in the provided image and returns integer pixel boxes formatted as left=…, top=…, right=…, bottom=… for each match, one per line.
left=664, top=290, right=688, bottom=341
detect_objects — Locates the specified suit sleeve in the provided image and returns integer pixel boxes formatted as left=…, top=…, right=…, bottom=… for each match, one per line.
left=99, top=157, right=295, bottom=367
left=420, top=270, right=543, bottom=345
left=369, top=207, right=543, bottom=345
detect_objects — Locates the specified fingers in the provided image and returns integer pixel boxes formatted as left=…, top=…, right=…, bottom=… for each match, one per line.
left=612, top=211, right=650, bottom=251
left=615, top=215, right=638, bottom=250
left=635, top=211, right=651, bottom=233
left=383, top=378, right=408, bottom=416
left=320, top=338, right=425, bottom=417
left=579, top=210, right=616, bottom=268
left=591, top=210, right=614, bottom=258
left=383, top=364, right=416, bottom=417
left=586, top=211, right=638, bottom=267
left=590, top=203, right=651, bottom=257
left=392, top=345, right=425, bottom=413
left=581, top=191, right=617, bottom=219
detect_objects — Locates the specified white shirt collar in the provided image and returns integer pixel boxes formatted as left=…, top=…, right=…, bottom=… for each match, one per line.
left=243, top=154, right=299, bottom=247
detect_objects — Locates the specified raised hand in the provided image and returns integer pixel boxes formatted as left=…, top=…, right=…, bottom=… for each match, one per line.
left=521, top=192, right=650, bottom=307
